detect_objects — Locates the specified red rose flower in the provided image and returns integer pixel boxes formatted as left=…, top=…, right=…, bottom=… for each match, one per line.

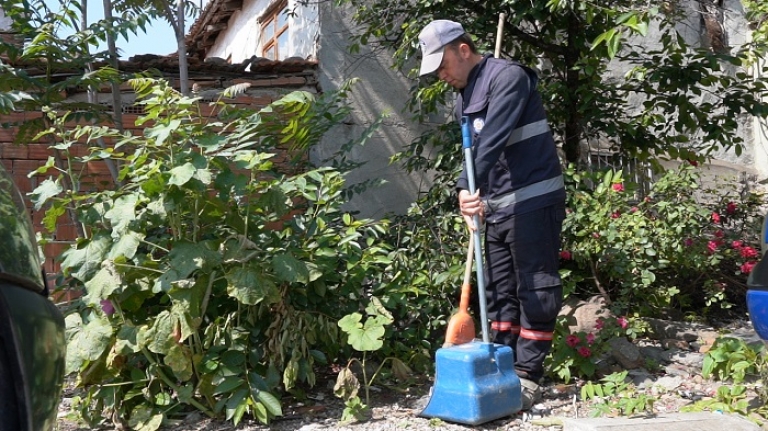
left=707, top=240, right=718, bottom=254
left=741, top=246, right=758, bottom=259
left=586, top=333, right=596, bottom=345
left=566, top=334, right=580, bottom=348
left=617, top=316, right=628, bottom=329
left=742, top=261, right=757, bottom=274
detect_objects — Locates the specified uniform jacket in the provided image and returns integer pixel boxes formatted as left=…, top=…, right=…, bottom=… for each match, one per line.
left=455, top=55, right=565, bottom=224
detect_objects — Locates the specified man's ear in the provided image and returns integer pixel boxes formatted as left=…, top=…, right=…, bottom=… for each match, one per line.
left=458, top=43, right=472, bottom=58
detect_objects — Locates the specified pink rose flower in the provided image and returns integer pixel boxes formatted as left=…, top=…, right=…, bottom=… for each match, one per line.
left=726, top=202, right=737, bottom=214
left=732, top=240, right=744, bottom=249
left=712, top=212, right=721, bottom=224
left=714, top=230, right=724, bottom=238
left=611, top=211, right=621, bottom=219
left=586, top=333, right=596, bottom=345
left=559, top=250, right=572, bottom=260
left=741, top=261, right=757, bottom=274
left=741, top=247, right=758, bottom=259
left=595, top=319, right=604, bottom=330
left=707, top=241, right=718, bottom=254
left=611, top=183, right=624, bottom=192
left=578, top=347, right=592, bottom=358
left=617, top=316, right=628, bottom=329
left=566, top=334, right=580, bottom=348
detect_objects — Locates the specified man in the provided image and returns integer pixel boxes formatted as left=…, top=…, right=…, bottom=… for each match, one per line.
left=418, top=19, right=566, bottom=410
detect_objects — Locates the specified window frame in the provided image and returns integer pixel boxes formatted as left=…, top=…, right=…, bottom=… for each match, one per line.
left=260, top=0, right=288, bottom=60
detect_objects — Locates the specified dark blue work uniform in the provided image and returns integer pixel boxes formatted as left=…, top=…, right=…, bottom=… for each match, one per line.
left=455, top=55, right=566, bottom=382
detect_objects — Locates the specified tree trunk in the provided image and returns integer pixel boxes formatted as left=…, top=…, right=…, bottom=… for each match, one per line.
left=563, top=7, right=583, bottom=164
left=102, top=0, right=124, bottom=132
left=176, top=0, right=189, bottom=95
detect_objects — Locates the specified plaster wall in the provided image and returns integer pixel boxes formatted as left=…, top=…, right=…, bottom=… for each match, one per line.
left=606, top=0, right=765, bottom=183
left=0, top=9, right=11, bottom=29
left=206, top=0, right=319, bottom=62
left=314, top=3, right=433, bottom=218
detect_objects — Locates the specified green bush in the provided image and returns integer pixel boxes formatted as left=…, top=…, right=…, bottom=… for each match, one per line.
left=34, top=79, right=395, bottom=428
left=560, top=163, right=765, bottom=315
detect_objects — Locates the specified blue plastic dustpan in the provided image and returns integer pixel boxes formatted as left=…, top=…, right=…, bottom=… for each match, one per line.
left=419, top=340, right=522, bottom=425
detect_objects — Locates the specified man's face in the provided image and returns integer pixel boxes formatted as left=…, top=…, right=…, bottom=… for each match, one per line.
left=436, top=44, right=472, bottom=89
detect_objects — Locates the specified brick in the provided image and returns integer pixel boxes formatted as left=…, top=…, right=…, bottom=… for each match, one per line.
left=55, top=224, right=80, bottom=242
left=2, top=144, right=28, bottom=159
left=271, top=76, right=307, bottom=86
left=27, top=143, right=53, bottom=160
left=12, top=159, right=44, bottom=176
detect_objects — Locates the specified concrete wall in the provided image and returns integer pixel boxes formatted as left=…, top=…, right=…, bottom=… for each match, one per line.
left=596, top=0, right=766, bottom=188
left=314, top=3, right=432, bottom=218
left=206, top=1, right=432, bottom=218
left=0, top=10, right=10, bottom=30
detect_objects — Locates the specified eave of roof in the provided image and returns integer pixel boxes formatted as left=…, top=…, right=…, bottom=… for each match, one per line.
left=185, top=0, right=245, bottom=60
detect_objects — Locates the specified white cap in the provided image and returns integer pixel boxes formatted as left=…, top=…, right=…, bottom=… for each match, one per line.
left=418, top=20, right=465, bottom=76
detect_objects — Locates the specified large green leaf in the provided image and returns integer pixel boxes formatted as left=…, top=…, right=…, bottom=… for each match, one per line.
left=105, top=194, right=138, bottom=234
left=65, top=315, right=113, bottom=374
left=115, top=324, right=140, bottom=355
left=108, top=230, right=144, bottom=260
left=127, top=405, right=163, bottom=431
left=83, top=260, right=122, bottom=305
left=225, top=266, right=278, bottom=305
left=61, top=233, right=113, bottom=280
left=153, top=241, right=221, bottom=292
left=169, top=162, right=197, bottom=186
left=251, top=388, right=283, bottom=417
left=29, top=177, right=63, bottom=211
left=138, top=311, right=175, bottom=354
left=164, top=344, right=193, bottom=381
left=272, top=252, right=309, bottom=283
left=337, top=313, right=385, bottom=352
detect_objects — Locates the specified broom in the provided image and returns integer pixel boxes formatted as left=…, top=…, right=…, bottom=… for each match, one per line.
left=443, top=238, right=477, bottom=347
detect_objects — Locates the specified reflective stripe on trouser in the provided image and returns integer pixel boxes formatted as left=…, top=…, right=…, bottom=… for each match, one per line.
left=485, top=203, right=565, bottom=381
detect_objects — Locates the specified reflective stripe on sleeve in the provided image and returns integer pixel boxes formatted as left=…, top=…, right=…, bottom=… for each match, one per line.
left=506, top=119, right=550, bottom=147
left=485, top=175, right=564, bottom=210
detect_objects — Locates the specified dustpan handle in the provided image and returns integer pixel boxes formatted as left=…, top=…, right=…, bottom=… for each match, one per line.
left=461, top=116, right=491, bottom=343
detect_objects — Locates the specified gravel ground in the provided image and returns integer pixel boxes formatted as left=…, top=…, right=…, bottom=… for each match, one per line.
left=56, top=318, right=765, bottom=431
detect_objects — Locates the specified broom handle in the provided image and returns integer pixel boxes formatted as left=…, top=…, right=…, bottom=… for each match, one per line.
left=494, top=13, right=506, bottom=58
left=460, top=237, right=474, bottom=311
left=461, top=116, right=491, bottom=343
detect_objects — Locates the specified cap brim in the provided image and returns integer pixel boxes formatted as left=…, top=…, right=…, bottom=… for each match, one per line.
left=419, top=51, right=444, bottom=76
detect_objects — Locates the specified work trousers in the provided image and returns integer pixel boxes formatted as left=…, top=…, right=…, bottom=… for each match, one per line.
left=485, top=203, right=565, bottom=382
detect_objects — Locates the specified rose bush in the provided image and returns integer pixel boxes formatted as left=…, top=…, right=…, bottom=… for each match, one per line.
left=547, top=315, right=641, bottom=382
left=559, top=163, right=765, bottom=316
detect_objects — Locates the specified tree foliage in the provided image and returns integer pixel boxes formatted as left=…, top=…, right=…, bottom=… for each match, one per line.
left=338, top=0, right=768, bottom=165
left=33, top=79, right=401, bottom=428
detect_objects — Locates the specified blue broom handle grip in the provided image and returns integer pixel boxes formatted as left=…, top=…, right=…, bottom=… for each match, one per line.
left=460, top=116, right=491, bottom=343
